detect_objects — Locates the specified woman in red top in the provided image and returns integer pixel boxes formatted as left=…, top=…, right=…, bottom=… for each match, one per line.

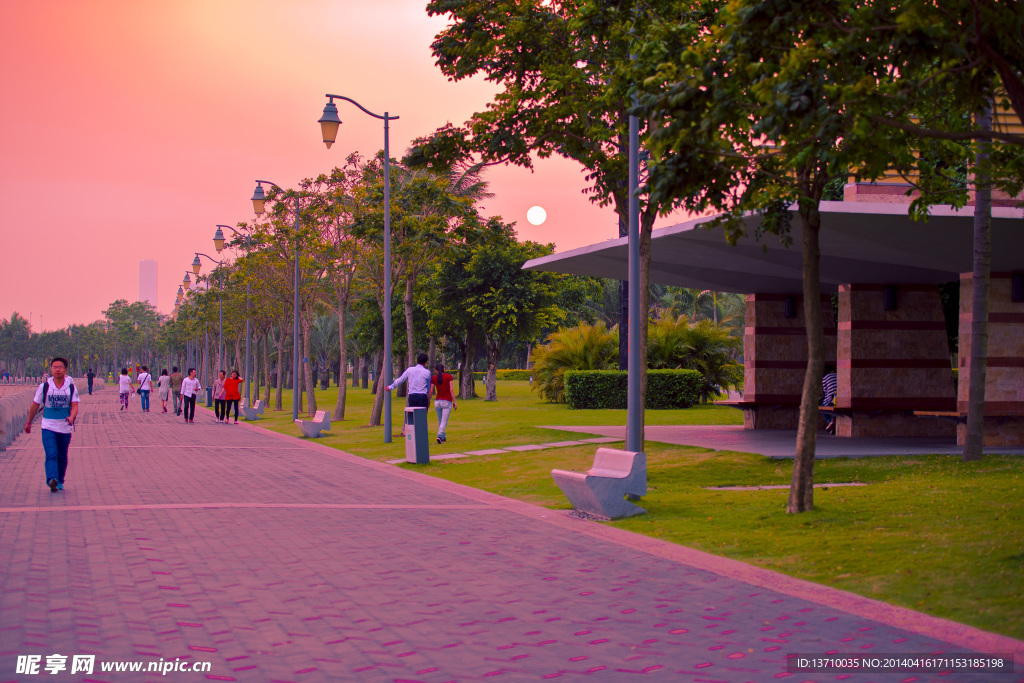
left=429, top=364, right=457, bottom=444
left=223, top=371, right=244, bottom=424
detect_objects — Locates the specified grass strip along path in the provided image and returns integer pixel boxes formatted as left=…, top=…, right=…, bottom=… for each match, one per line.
left=237, top=380, right=1024, bottom=641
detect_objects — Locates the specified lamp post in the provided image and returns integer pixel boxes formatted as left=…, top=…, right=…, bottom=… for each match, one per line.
left=319, top=93, right=399, bottom=443
left=251, top=180, right=301, bottom=421
left=182, top=271, right=195, bottom=370
left=215, top=224, right=253, bottom=406
left=193, top=253, right=223, bottom=376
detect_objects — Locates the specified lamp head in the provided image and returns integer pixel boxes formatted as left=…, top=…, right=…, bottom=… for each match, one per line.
left=318, top=100, right=341, bottom=149
left=182, top=272, right=191, bottom=290
left=213, top=227, right=225, bottom=253
left=191, top=255, right=202, bottom=276
left=176, top=286, right=183, bottom=304
left=251, top=183, right=266, bottom=216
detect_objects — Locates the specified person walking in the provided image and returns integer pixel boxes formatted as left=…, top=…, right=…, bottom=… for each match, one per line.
left=223, top=370, right=243, bottom=424
left=387, top=353, right=432, bottom=433
left=180, top=368, right=202, bottom=423
left=430, top=363, right=457, bottom=445
left=157, top=369, right=171, bottom=413
left=169, top=367, right=183, bottom=416
left=137, top=365, right=153, bottom=413
left=86, top=368, right=95, bottom=395
left=24, top=358, right=79, bottom=492
left=213, top=370, right=227, bottom=423
left=117, top=368, right=134, bottom=411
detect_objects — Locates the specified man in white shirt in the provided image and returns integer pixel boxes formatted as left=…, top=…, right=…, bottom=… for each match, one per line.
left=180, top=368, right=203, bottom=423
left=387, top=352, right=432, bottom=409
left=24, top=357, right=80, bottom=492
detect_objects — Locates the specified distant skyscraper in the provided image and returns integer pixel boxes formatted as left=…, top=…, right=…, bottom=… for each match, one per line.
left=139, top=260, right=158, bottom=310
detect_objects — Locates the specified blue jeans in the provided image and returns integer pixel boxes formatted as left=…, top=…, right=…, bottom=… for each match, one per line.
left=41, top=429, right=72, bottom=484
left=434, top=400, right=453, bottom=439
left=140, top=389, right=150, bottom=410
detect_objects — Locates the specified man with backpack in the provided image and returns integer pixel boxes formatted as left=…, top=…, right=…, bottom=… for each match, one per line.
left=137, top=365, right=153, bottom=412
left=24, top=357, right=80, bottom=492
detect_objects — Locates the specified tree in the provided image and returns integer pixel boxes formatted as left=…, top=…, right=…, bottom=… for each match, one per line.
left=633, top=0, right=933, bottom=512
left=831, top=0, right=1024, bottom=460
left=409, top=0, right=688, bottom=443
left=461, top=221, right=565, bottom=401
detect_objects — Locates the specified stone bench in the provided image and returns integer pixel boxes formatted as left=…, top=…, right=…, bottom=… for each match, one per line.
left=295, top=410, right=331, bottom=438
left=551, top=447, right=647, bottom=520
left=242, top=399, right=265, bottom=421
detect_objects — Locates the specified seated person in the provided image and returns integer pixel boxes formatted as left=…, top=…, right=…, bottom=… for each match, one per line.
left=822, top=364, right=838, bottom=434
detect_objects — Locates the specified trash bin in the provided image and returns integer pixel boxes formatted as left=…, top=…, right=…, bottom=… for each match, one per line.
left=404, top=407, right=429, bottom=464
left=205, top=386, right=213, bottom=407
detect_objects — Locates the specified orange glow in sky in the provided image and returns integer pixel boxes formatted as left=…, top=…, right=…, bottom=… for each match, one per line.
left=1, top=0, right=678, bottom=330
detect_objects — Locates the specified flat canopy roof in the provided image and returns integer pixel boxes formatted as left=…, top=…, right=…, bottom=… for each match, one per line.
left=523, top=201, right=1024, bottom=294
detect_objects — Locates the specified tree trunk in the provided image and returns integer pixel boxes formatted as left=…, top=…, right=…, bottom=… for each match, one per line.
left=371, top=350, right=381, bottom=394
left=352, top=352, right=360, bottom=388
left=334, top=304, right=348, bottom=421
left=369, top=351, right=386, bottom=426
left=405, top=273, right=416, bottom=368
left=964, top=103, right=993, bottom=461
left=788, top=199, right=825, bottom=514
left=274, top=323, right=286, bottom=410
left=395, top=354, right=408, bottom=398
left=262, top=334, right=272, bottom=405
left=459, top=329, right=478, bottom=399
left=484, top=337, right=499, bottom=401
left=361, top=352, right=370, bottom=389
left=428, top=337, right=437, bottom=375
left=234, top=334, right=242, bottom=374
left=302, top=320, right=316, bottom=416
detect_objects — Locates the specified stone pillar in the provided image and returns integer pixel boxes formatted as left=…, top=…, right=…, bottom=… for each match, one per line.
left=743, top=293, right=836, bottom=429
left=835, top=284, right=955, bottom=437
left=958, top=273, right=1024, bottom=446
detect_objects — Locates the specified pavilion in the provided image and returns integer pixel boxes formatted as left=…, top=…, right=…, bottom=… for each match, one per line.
left=524, top=187, right=1024, bottom=447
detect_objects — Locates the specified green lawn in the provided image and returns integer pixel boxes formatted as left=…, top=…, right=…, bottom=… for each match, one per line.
left=226, top=380, right=1024, bottom=640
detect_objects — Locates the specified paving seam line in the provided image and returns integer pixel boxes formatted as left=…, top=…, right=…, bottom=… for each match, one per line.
left=233, top=417, right=1024, bottom=659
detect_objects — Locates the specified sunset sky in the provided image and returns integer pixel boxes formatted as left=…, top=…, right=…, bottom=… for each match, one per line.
left=1, top=0, right=685, bottom=332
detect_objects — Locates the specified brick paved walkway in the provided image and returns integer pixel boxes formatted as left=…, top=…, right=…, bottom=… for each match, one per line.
left=1, top=390, right=1021, bottom=682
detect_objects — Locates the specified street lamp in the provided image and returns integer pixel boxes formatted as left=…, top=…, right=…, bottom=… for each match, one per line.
left=251, top=180, right=302, bottom=421
left=194, top=253, right=224, bottom=377
left=215, top=224, right=253, bottom=406
left=319, top=93, right=399, bottom=443
left=182, top=271, right=192, bottom=291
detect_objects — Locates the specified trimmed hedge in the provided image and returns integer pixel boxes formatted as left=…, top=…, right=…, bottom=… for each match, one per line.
left=564, top=369, right=702, bottom=409
left=471, top=370, right=533, bottom=382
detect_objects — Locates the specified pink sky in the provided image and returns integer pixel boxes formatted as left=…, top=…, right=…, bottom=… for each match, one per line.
left=1, top=0, right=679, bottom=331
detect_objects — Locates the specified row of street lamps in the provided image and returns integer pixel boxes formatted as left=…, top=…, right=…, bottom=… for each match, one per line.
left=171, top=93, right=397, bottom=441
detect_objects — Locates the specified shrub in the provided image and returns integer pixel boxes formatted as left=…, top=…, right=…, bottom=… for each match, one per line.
left=497, top=369, right=532, bottom=381
left=564, top=369, right=702, bottom=409
left=647, top=315, right=743, bottom=402
left=471, top=369, right=534, bottom=382
left=530, top=322, right=619, bottom=402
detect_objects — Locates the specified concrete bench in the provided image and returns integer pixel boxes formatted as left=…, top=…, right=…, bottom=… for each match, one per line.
left=295, top=410, right=331, bottom=438
left=242, top=399, right=265, bottom=421
left=551, top=447, right=647, bottom=520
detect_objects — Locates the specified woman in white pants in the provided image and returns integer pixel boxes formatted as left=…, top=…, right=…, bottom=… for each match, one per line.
left=429, top=364, right=457, bottom=444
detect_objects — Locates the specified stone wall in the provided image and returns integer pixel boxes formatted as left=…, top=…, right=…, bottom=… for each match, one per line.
left=835, top=284, right=955, bottom=437
left=958, top=273, right=1024, bottom=446
left=743, top=293, right=836, bottom=429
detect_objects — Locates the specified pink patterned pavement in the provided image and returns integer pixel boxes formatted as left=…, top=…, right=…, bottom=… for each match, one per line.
left=1, top=390, right=1020, bottom=682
